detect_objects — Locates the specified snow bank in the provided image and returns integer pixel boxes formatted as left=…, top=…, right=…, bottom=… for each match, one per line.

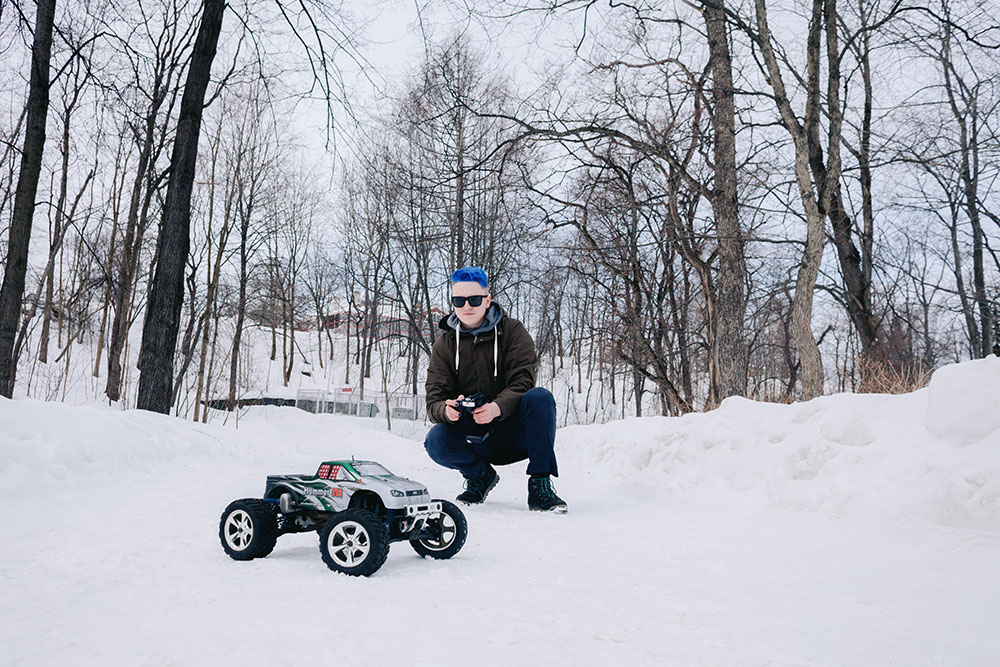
left=558, top=357, right=1000, bottom=530
left=0, top=397, right=425, bottom=497
left=3, top=358, right=999, bottom=530
left=0, top=398, right=249, bottom=493
left=926, top=355, right=1000, bottom=444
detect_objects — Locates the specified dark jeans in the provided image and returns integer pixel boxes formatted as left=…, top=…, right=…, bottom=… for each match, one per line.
left=424, top=387, right=558, bottom=480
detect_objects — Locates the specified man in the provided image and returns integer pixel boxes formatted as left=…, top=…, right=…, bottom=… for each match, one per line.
left=424, top=266, right=567, bottom=513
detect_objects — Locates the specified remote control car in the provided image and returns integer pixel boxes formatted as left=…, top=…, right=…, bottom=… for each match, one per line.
left=219, top=460, right=467, bottom=576
left=456, top=392, right=488, bottom=415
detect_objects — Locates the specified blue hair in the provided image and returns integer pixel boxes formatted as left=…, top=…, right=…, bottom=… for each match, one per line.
left=450, top=266, right=489, bottom=288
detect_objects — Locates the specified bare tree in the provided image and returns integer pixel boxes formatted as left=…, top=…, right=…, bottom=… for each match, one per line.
left=226, top=91, right=276, bottom=411
left=748, top=0, right=837, bottom=398
left=700, top=0, right=749, bottom=402
left=192, top=107, right=233, bottom=421
left=100, top=0, right=201, bottom=402
left=264, top=166, right=314, bottom=386
left=137, top=0, right=224, bottom=413
left=33, top=38, right=96, bottom=366
left=895, top=0, right=1000, bottom=360
left=0, top=0, right=56, bottom=397
left=302, top=241, right=339, bottom=368
left=936, top=3, right=997, bottom=357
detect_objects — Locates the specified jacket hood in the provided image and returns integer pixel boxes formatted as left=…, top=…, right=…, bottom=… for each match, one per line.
left=440, top=303, right=504, bottom=336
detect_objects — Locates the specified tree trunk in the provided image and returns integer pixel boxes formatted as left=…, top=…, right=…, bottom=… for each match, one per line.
left=229, top=215, right=250, bottom=411
left=754, top=0, right=826, bottom=398
left=453, top=117, right=466, bottom=269
left=344, top=300, right=352, bottom=385
left=171, top=263, right=203, bottom=409
left=939, top=11, right=993, bottom=358
left=94, top=140, right=130, bottom=379
left=203, top=298, right=222, bottom=422
left=632, top=369, right=643, bottom=417
left=39, top=119, right=70, bottom=365
left=137, top=0, right=224, bottom=413
left=702, top=0, right=748, bottom=401
left=106, top=103, right=162, bottom=401
left=0, top=0, right=56, bottom=397
left=193, top=133, right=228, bottom=422
left=804, top=0, right=886, bottom=375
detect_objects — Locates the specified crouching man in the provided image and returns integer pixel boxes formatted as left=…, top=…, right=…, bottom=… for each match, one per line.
left=423, top=266, right=567, bottom=513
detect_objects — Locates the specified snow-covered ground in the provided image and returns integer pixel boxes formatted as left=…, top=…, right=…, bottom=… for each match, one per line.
left=2, top=357, right=999, bottom=666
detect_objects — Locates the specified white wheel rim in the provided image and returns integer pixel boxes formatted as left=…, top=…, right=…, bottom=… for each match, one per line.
left=328, top=521, right=371, bottom=567
left=421, top=512, right=457, bottom=551
left=224, top=510, right=254, bottom=551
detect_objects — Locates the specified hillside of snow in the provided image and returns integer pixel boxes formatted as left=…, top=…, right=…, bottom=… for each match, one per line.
left=1, top=357, right=999, bottom=666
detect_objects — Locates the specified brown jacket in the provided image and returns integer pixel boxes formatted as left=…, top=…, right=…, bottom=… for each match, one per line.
left=425, top=306, right=538, bottom=423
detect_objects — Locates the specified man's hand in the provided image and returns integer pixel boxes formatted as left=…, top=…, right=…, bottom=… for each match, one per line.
left=444, top=395, right=464, bottom=423
left=473, top=401, right=501, bottom=425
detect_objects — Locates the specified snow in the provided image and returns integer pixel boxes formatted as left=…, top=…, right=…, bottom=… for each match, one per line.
left=560, top=356, right=1000, bottom=531
left=2, top=358, right=999, bottom=666
left=926, top=356, right=1000, bottom=445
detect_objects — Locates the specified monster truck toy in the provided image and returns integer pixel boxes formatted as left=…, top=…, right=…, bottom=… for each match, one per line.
left=219, top=460, right=467, bottom=576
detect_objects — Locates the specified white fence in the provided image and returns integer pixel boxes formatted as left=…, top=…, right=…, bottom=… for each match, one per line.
left=295, top=388, right=425, bottom=421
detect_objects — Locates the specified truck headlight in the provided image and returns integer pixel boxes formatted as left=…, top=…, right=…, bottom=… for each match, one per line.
left=390, top=490, right=404, bottom=497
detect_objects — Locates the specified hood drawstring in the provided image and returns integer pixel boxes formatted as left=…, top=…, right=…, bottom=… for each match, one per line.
left=453, top=326, right=500, bottom=381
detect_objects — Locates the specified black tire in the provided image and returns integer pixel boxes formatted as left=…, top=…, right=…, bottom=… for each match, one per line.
left=219, top=499, right=279, bottom=560
left=318, top=509, right=390, bottom=577
left=410, top=500, right=468, bottom=560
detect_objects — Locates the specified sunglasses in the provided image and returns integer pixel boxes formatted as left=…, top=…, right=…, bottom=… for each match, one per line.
left=452, top=295, right=487, bottom=308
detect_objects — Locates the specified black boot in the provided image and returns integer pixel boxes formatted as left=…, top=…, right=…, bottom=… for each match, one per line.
left=527, top=476, right=567, bottom=513
left=456, top=467, right=499, bottom=505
